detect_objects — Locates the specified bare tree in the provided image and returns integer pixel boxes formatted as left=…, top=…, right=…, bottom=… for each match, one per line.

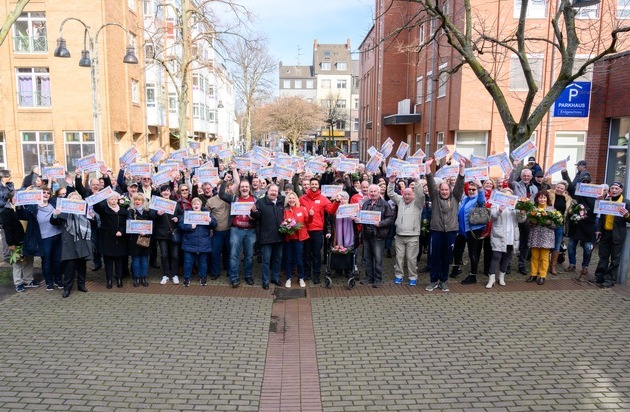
left=144, top=0, right=248, bottom=148
left=387, top=0, right=630, bottom=150
left=321, top=92, right=349, bottom=155
left=0, top=0, right=30, bottom=47
left=260, top=96, right=326, bottom=155
left=223, top=36, right=277, bottom=152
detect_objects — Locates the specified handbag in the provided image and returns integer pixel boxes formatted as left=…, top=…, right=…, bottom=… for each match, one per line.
left=136, top=234, right=151, bottom=248
left=469, top=206, right=491, bottom=225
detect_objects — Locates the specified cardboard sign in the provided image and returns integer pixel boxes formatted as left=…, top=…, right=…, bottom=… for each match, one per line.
left=58, top=198, right=87, bottom=215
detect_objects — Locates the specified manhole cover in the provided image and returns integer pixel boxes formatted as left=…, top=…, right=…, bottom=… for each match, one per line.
left=274, top=289, right=306, bottom=300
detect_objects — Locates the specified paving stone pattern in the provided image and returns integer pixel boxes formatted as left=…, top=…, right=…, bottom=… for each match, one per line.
left=311, top=290, right=630, bottom=411
left=0, top=293, right=271, bottom=411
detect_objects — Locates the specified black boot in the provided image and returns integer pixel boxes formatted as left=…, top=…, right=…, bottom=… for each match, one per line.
left=116, top=277, right=123, bottom=288
left=133, top=278, right=140, bottom=287
left=106, top=274, right=113, bottom=289
left=526, top=275, right=538, bottom=283
left=450, top=266, right=462, bottom=278
left=62, top=289, right=71, bottom=298
left=141, top=277, right=148, bottom=287
left=460, top=274, right=477, bottom=284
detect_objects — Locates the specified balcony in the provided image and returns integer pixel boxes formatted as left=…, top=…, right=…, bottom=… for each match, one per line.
left=14, top=35, right=48, bottom=53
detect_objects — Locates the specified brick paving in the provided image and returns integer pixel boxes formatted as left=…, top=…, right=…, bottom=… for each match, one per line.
left=1, top=249, right=630, bottom=411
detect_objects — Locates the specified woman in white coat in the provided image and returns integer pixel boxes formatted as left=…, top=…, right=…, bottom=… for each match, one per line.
left=486, top=188, right=524, bottom=288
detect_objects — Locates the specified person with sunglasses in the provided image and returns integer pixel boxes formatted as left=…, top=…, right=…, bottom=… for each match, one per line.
left=17, top=186, right=63, bottom=291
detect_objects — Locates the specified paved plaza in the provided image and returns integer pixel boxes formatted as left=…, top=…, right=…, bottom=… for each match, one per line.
left=1, top=256, right=630, bottom=411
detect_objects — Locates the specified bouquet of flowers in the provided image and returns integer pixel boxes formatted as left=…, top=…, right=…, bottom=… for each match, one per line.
left=528, top=208, right=563, bottom=228
left=118, top=196, right=131, bottom=209
left=279, top=218, right=302, bottom=235
left=331, top=245, right=353, bottom=254
left=568, top=203, right=588, bottom=222
left=421, top=218, right=430, bottom=236
left=515, top=197, right=535, bottom=213
left=9, top=245, right=23, bottom=265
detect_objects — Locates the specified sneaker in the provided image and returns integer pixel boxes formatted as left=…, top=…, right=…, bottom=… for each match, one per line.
left=440, top=281, right=450, bottom=292
left=408, top=279, right=417, bottom=286
left=160, top=276, right=169, bottom=285
left=299, top=279, right=306, bottom=288
left=425, top=282, right=439, bottom=291
left=200, top=277, right=207, bottom=286
left=183, top=278, right=190, bottom=287
left=285, top=279, right=292, bottom=288
left=25, top=280, right=40, bottom=288
left=45, top=283, right=55, bottom=291
left=172, top=276, right=180, bottom=285
left=15, top=284, right=25, bottom=293
left=394, top=277, right=403, bottom=285
left=55, top=281, right=64, bottom=290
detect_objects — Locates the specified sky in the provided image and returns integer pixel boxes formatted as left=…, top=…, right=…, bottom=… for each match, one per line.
left=223, top=0, right=375, bottom=66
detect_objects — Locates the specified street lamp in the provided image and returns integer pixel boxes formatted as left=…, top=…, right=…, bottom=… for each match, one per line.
left=54, top=18, right=138, bottom=162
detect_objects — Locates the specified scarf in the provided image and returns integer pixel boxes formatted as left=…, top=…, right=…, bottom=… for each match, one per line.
left=335, top=216, right=354, bottom=248
left=306, top=189, right=321, bottom=200
left=67, top=214, right=91, bottom=242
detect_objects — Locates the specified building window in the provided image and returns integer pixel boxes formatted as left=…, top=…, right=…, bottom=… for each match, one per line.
left=337, top=62, right=347, bottom=70
left=416, top=76, right=423, bottom=104
left=419, top=23, right=425, bottom=45
left=323, top=51, right=331, bottom=58
left=572, top=55, right=593, bottom=82
left=21, top=131, right=54, bottom=175
left=455, top=131, right=488, bottom=158
left=353, top=98, right=359, bottom=110
left=618, top=0, right=630, bottom=18
left=207, top=85, right=214, bottom=97
left=13, top=12, right=47, bottom=53
left=321, top=62, right=331, bottom=71
left=337, top=79, right=347, bottom=89
left=551, top=132, right=585, bottom=182
left=208, top=109, right=216, bottom=123
left=415, top=134, right=421, bottom=152
left=193, top=103, right=201, bottom=119
left=306, top=80, right=314, bottom=89
left=509, top=54, right=543, bottom=91
left=283, top=79, right=291, bottom=89
left=0, top=132, right=6, bottom=169
left=65, top=132, right=96, bottom=170
left=514, top=0, right=547, bottom=19
left=353, top=118, right=359, bottom=132
left=426, top=71, right=433, bottom=101
left=438, top=64, right=447, bottom=98
left=425, top=133, right=431, bottom=157
left=146, top=83, right=156, bottom=107
left=437, top=132, right=445, bottom=150
left=131, top=80, right=139, bottom=104
left=294, top=80, right=302, bottom=88
left=321, top=79, right=331, bottom=88
left=606, top=117, right=629, bottom=185
left=576, top=3, right=599, bottom=18
left=168, top=92, right=177, bottom=113
left=143, top=0, right=155, bottom=15
left=128, top=0, right=136, bottom=11
left=16, top=68, right=51, bottom=108
left=336, top=99, right=347, bottom=109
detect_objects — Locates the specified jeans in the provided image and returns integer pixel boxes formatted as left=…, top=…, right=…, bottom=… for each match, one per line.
left=567, top=237, right=593, bottom=268
left=284, top=240, right=304, bottom=281
left=229, top=228, right=256, bottom=283
left=553, top=226, right=564, bottom=251
left=63, top=258, right=86, bottom=291
left=41, top=234, right=62, bottom=286
left=364, top=237, right=385, bottom=285
left=158, top=239, right=179, bottom=277
left=261, top=242, right=283, bottom=286
left=518, top=222, right=530, bottom=270
left=210, top=229, right=230, bottom=278
left=131, top=255, right=149, bottom=279
left=429, top=231, right=457, bottom=283
left=303, top=230, right=324, bottom=283
left=183, top=251, right=208, bottom=280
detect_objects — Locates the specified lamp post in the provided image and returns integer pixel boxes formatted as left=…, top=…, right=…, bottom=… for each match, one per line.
left=54, top=18, right=138, bottom=162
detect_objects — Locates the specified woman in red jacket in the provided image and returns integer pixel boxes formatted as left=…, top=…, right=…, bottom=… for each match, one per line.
left=283, top=192, right=312, bottom=288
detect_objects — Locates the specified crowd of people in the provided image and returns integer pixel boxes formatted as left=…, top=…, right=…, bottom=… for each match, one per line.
left=0, top=153, right=629, bottom=298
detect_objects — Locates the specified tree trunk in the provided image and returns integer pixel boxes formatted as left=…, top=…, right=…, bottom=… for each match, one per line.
left=0, top=0, right=29, bottom=47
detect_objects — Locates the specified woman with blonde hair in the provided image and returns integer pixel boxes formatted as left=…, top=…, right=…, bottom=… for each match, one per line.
left=283, top=192, right=312, bottom=288
left=93, top=192, right=128, bottom=288
left=527, top=190, right=559, bottom=285
left=127, top=194, right=153, bottom=287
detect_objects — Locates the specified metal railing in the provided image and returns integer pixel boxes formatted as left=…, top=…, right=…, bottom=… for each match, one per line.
left=17, top=91, right=52, bottom=107
left=13, top=35, right=48, bottom=53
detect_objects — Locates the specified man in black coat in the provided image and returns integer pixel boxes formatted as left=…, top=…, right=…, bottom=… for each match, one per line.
left=250, top=184, right=285, bottom=289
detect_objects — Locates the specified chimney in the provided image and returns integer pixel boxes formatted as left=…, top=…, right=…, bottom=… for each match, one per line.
left=347, top=38, right=351, bottom=50
left=313, top=39, right=318, bottom=50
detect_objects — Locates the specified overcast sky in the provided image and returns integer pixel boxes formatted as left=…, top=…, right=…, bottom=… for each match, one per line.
left=222, top=0, right=375, bottom=66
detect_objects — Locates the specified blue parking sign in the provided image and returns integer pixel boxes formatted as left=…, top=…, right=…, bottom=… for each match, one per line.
left=553, top=82, right=591, bottom=117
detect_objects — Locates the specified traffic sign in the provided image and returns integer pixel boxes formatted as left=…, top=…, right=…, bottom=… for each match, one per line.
left=553, top=81, right=591, bottom=118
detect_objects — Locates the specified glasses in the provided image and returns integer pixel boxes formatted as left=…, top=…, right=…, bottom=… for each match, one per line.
left=468, top=188, right=477, bottom=192
left=43, top=191, right=52, bottom=195
left=180, top=189, right=189, bottom=192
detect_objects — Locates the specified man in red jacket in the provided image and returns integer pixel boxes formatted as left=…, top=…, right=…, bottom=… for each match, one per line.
left=299, top=178, right=341, bottom=284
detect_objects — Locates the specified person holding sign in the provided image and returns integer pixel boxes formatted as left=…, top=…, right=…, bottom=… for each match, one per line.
left=387, top=173, right=424, bottom=286
left=509, top=159, right=539, bottom=275
left=178, top=198, right=217, bottom=287
left=51, top=192, right=93, bottom=297
left=486, top=188, right=524, bottom=289
left=592, top=182, right=630, bottom=288
left=355, top=184, right=394, bottom=288
left=150, top=185, right=183, bottom=286
left=127, top=194, right=154, bottom=287
left=424, top=158, right=465, bottom=292
left=282, top=192, right=312, bottom=288
left=299, top=178, right=341, bottom=285
left=92, top=193, right=128, bottom=289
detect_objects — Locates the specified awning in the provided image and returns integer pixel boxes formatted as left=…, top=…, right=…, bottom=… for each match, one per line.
left=383, top=114, right=421, bottom=125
